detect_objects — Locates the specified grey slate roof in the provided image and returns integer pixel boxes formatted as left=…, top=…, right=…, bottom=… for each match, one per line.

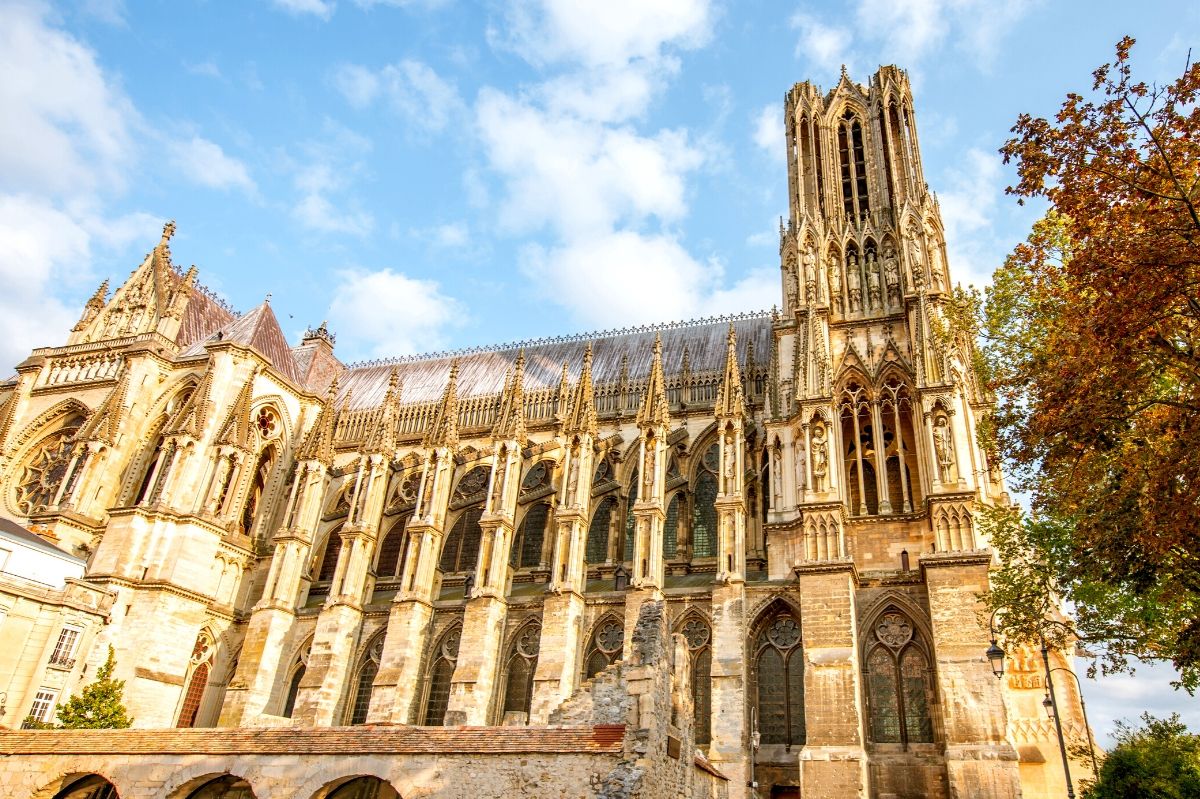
left=182, top=301, right=302, bottom=384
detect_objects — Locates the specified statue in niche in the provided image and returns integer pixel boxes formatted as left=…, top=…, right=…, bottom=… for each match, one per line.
left=491, top=453, right=507, bottom=510
left=771, top=446, right=782, bottom=505
left=933, top=415, right=955, bottom=480
left=785, top=258, right=799, bottom=313
left=909, top=239, right=926, bottom=290
left=846, top=254, right=862, bottom=313
left=827, top=254, right=843, bottom=313
left=883, top=245, right=901, bottom=303
left=419, top=454, right=438, bottom=519
left=929, top=241, right=946, bottom=291
left=723, top=432, right=737, bottom=493
left=566, top=442, right=581, bottom=505
left=866, top=251, right=882, bottom=310
left=643, top=440, right=656, bottom=495
left=802, top=245, right=818, bottom=303
left=794, top=439, right=806, bottom=492
left=810, top=424, right=828, bottom=490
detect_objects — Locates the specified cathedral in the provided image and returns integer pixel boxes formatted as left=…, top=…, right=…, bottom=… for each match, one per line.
left=0, top=67, right=1091, bottom=799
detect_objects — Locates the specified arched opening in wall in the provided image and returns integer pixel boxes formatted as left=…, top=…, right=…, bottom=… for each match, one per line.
left=311, top=527, right=344, bottom=595
left=440, top=464, right=490, bottom=575
left=13, top=414, right=85, bottom=516
left=585, top=496, right=616, bottom=565
left=282, top=662, right=305, bottom=718
left=678, top=615, right=712, bottom=745
left=851, top=119, right=870, bottom=217
left=348, top=633, right=385, bottom=725
left=511, top=501, right=550, bottom=569
left=421, top=627, right=460, bottom=725
left=583, top=616, right=623, bottom=679
left=52, top=775, right=119, bottom=799
left=888, top=102, right=908, bottom=197
left=662, top=493, right=681, bottom=560
left=132, top=433, right=166, bottom=505
left=691, top=443, right=719, bottom=559
left=863, top=607, right=937, bottom=746
left=752, top=606, right=806, bottom=751
left=239, top=442, right=277, bottom=537
left=622, top=467, right=638, bottom=563
left=499, top=621, right=540, bottom=724
left=177, top=631, right=216, bottom=728
left=375, top=514, right=411, bottom=583
left=840, top=381, right=879, bottom=515
left=319, top=776, right=400, bottom=799
left=880, top=377, right=918, bottom=512
left=182, top=775, right=257, bottom=799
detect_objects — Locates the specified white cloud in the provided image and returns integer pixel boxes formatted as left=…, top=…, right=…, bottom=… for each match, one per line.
left=168, top=136, right=255, bottom=192
left=0, top=1, right=136, bottom=198
left=270, top=0, right=335, bottom=20
left=332, top=60, right=463, bottom=133
left=937, top=146, right=1005, bottom=288
left=752, top=103, right=780, bottom=154
left=293, top=163, right=374, bottom=236
left=185, top=60, right=222, bottom=79
left=327, top=268, right=463, bottom=358
left=791, top=12, right=854, bottom=75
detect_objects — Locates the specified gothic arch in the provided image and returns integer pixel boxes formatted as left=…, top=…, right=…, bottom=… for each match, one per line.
left=511, top=499, right=551, bottom=569
left=33, top=771, right=123, bottom=799
left=6, top=402, right=89, bottom=516
left=497, top=617, right=542, bottom=723
left=673, top=609, right=713, bottom=745
left=303, top=774, right=401, bottom=799
left=859, top=601, right=939, bottom=745
left=421, top=624, right=462, bottom=726
left=748, top=598, right=807, bottom=750
left=346, top=629, right=386, bottom=726
left=163, top=771, right=259, bottom=799
left=11, top=397, right=90, bottom=448
left=582, top=611, right=624, bottom=679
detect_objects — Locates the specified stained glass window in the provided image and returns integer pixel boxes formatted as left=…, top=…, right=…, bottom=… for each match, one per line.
left=14, top=423, right=81, bottom=515
left=376, top=516, right=409, bottom=578
left=317, top=531, right=342, bottom=581
left=176, top=661, right=209, bottom=728
left=511, top=503, right=549, bottom=569
left=623, top=469, right=638, bottom=562
left=691, top=445, right=718, bottom=558
left=282, top=665, right=304, bottom=718
left=584, top=618, right=623, bottom=679
left=754, top=612, right=805, bottom=748
left=864, top=609, right=936, bottom=745
left=663, top=494, right=680, bottom=560
left=586, top=497, right=614, bottom=563
left=680, top=616, right=712, bottom=745
left=440, top=506, right=484, bottom=573
left=423, top=629, right=460, bottom=726
left=501, top=623, right=540, bottom=718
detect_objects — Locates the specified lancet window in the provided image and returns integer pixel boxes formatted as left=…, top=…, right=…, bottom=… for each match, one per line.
left=132, top=429, right=167, bottom=506
left=864, top=608, right=936, bottom=745
left=586, top=497, right=616, bottom=564
left=679, top=615, right=712, bottom=745
left=315, top=528, right=343, bottom=583
left=584, top=617, right=624, bottom=679
left=511, top=502, right=550, bottom=569
left=422, top=627, right=461, bottom=726
left=753, top=609, right=806, bottom=749
left=375, top=515, right=411, bottom=581
left=177, top=630, right=215, bottom=728
left=239, top=442, right=276, bottom=537
left=14, top=415, right=83, bottom=515
left=662, top=493, right=681, bottom=560
left=500, top=621, right=541, bottom=722
left=879, top=378, right=917, bottom=512
left=690, top=443, right=719, bottom=558
left=440, top=466, right=490, bottom=574
left=348, top=633, right=384, bottom=726
left=622, top=467, right=638, bottom=562
left=839, top=381, right=879, bottom=516
left=837, top=111, right=871, bottom=221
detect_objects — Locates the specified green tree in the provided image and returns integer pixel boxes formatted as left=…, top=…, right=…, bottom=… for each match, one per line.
left=55, top=645, right=133, bottom=729
left=967, top=38, right=1200, bottom=689
left=1084, top=714, right=1200, bottom=799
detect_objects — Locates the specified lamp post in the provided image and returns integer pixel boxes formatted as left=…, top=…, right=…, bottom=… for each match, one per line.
left=983, top=614, right=1076, bottom=799
left=1050, top=666, right=1100, bottom=775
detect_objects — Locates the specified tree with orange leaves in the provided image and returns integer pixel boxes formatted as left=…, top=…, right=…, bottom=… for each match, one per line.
left=971, top=38, right=1200, bottom=689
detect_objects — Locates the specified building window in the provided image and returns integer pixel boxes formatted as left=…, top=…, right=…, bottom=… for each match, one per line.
left=349, top=634, right=384, bottom=725
left=511, top=502, right=550, bottom=569
left=375, top=515, right=411, bottom=579
left=25, top=688, right=57, bottom=726
left=177, top=631, right=215, bottom=728
left=663, top=494, right=681, bottom=560
left=282, top=664, right=305, bottom=718
left=239, top=444, right=276, bottom=536
left=679, top=616, right=712, bottom=745
left=691, top=444, right=719, bottom=558
left=317, top=529, right=343, bottom=582
left=49, top=625, right=82, bottom=668
left=15, top=422, right=82, bottom=515
left=501, top=622, right=541, bottom=722
left=754, top=612, right=805, bottom=749
left=584, top=617, right=623, bottom=679
left=865, top=609, right=936, bottom=745
left=423, top=628, right=460, bottom=726
left=440, top=506, right=484, bottom=574
left=586, top=497, right=615, bottom=564
left=623, top=468, right=638, bottom=562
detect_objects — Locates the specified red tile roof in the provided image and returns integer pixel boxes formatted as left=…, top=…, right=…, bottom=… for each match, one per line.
left=0, top=724, right=626, bottom=756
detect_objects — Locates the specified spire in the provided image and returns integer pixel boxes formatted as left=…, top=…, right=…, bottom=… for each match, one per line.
left=363, top=369, right=403, bottom=456
left=164, top=368, right=213, bottom=439
left=423, top=359, right=460, bottom=449
left=299, top=377, right=341, bottom=465
left=565, top=343, right=597, bottom=437
left=216, top=369, right=258, bottom=450
left=72, top=280, right=109, bottom=332
left=166, top=266, right=197, bottom=320
left=492, top=351, right=527, bottom=443
left=715, top=323, right=746, bottom=420
left=555, top=359, right=571, bottom=421
left=75, top=365, right=132, bottom=446
left=636, top=333, right=670, bottom=428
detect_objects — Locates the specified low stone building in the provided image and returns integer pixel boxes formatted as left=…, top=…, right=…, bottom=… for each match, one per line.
left=0, top=66, right=1092, bottom=799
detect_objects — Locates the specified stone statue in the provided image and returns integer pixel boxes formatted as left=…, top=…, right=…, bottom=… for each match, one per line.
left=771, top=446, right=782, bottom=505
left=567, top=443, right=581, bottom=505
left=491, top=455, right=507, bottom=510
left=643, top=442, right=656, bottom=495
left=785, top=263, right=799, bottom=313
left=846, top=254, right=862, bottom=312
left=723, top=432, right=737, bottom=493
left=811, top=425, right=828, bottom=489
left=866, top=252, right=882, bottom=310
left=883, top=245, right=900, bottom=303
left=828, top=254, right=843, bottom=311
left=933, top=416, right=954, bottom=479
left=909, top=239, right=926, bottom=289
left=802, top=246, right=817, bottom=302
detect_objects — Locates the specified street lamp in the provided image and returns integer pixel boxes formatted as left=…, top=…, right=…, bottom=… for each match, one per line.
left=986, top=609, right=1006, bottom=678
left=1042, top=693, right=1055, bottom=719
left=1051, top=666, right=1100, bottom=775
left=1041, top=640, right=1076, bottom=799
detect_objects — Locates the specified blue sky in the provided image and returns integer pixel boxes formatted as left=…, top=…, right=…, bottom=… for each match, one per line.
left=2, top=0, right=1198, bottom=743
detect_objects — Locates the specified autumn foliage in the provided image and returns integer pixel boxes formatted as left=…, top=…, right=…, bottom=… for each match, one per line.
left=976, top=39, right=1200, bottom=687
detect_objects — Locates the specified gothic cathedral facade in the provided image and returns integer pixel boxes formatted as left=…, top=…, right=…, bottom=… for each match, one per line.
left=0, top=68, right=1088, bottom=799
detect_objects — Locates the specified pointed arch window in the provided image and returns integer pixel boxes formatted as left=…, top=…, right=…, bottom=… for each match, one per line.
left=14, top=418, right=83, bottom=515
left=317, top=529, right=343, bottom=582
left=423, top=628, right=460, bottom=726
left=691, top=444, right=719, bottom=558
left=282, top=664, right=305, bottom=718
left=177, top=631, right=215, bottom=727
left=240, top=443, right=276, bottom=536
left=864, top=609, right=936, bottom=745
left=376, top=515, right=411, bottom=579
left=501, top=622, right=541, bottom=721
left=680, top=616, right=712, bottom=745
left=840, top=381, right=879, bottom=516
left=754, top=611, right=805, bottom=749
left=623, top=468, right=638, bottom=562
left=586, top=497, right=616, bottom=564
left=133, top=434, right=167, bottom=505
left=511, top=502, right=550, bottom=569
left=440, top=506, right=484, bottom=574
left=663, top=494, right=681, bottom=560
left=584, top=617, right=623, bottom=679
left=349, top=634, right=385, bottom=726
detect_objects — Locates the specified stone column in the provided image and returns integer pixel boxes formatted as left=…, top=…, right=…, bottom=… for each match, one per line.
left=369, top=449, right=453, bottom=724
left=922, top=551, right=1022, bottom=798
left=709, top=582, right=749, bottom=799
left=293, top=454, right=387, bottom=726
left=795, top=562, right=868, bottom=798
